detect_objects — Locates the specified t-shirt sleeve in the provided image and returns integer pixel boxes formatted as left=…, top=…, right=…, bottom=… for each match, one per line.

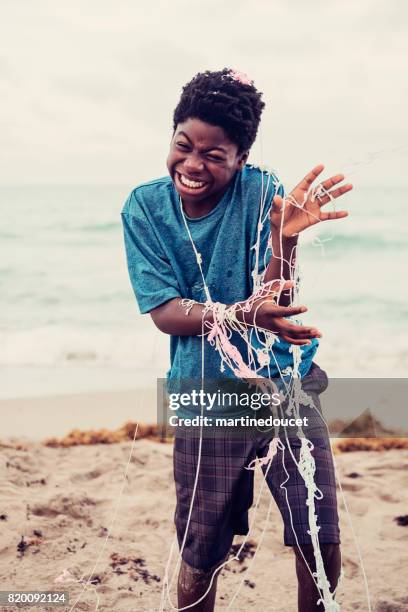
left=121, top=192, right=182, bottom=314
left=251, top=174, right=285, bottom=283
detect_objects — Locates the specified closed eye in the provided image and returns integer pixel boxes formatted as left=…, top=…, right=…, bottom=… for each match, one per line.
left=175, top=142, right=225, bottom=161
left=206, top=154, right=225, bottom=162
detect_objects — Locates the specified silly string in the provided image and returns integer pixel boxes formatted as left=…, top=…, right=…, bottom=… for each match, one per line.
left=160, top=119, right=374, bottom=607
left=159, top=177, right=342, bottom=611
left=61, top=72, right=400, bottom=610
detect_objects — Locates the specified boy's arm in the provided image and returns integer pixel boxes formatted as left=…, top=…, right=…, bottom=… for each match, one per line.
left=150, top=299, right=212, bottom=335
left=252, top=178, right=297, bottom=308
left=263, top=235, right=298, bottom=307
left=150, top=291, right=320, bottom=345
left=266, top=165, right=352, bottom=307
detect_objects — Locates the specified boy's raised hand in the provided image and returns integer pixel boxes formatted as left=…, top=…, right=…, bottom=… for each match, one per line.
left=271, top=165, right=353, bottom=238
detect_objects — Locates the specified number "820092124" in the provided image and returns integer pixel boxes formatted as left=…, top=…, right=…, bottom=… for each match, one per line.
left=0, top=591, right=69, bottom=606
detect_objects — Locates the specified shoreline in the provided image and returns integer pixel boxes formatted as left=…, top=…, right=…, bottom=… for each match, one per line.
left=2, top=388, right=407, bottom=450
left=0, top=389, right=157, bottom=441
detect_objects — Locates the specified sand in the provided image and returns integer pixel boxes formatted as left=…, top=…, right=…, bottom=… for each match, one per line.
left=1, top=427, right=407, bottom=611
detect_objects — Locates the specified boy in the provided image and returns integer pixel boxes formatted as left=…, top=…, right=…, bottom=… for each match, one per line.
left=122, top=68, right=352, bottom=611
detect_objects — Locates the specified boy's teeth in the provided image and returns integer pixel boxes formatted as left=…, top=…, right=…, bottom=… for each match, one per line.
left=180, top=174, right=205, bottom=188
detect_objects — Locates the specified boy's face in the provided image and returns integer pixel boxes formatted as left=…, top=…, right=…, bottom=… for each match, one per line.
left=167, top=118, right=248, bottom=213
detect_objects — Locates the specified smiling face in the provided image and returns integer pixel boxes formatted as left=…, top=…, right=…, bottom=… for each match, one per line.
left=166, top=118, right=248, bottom=218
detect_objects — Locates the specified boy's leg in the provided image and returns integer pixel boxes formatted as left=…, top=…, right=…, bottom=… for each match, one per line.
left=177, top=555, right=227, bottom=612
left=263, top=437, right=341, bottom=612
left=294, top=543, right=341, bottom=612
left=173, top=427, right=256, bottom=610
left=260, top=364, right=341, bottom=611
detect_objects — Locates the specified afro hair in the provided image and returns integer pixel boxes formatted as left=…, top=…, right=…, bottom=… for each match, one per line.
left=173, top=68, right=265, bottom=154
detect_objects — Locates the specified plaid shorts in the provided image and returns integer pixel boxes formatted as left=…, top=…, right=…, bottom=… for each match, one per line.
left=173, top=364, right=340, bottom=571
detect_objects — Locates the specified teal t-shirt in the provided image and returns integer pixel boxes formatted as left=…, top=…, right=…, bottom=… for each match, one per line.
left=122, top=165, right=318, bottom=416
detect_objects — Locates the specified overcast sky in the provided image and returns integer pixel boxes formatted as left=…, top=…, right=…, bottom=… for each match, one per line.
left=2, top=0, right=407, bottom=187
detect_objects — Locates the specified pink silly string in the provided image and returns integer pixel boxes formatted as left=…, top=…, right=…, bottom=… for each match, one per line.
left=207, top=309, right=255, bottom=378
left=205, top=300, right=280, bottom=396
left=55, top=569, right=77, bottom=584
left=228, top=68, right=254, bottom=86
left=245, top=437, right=279, bottom=471
left=54, top=568, right=100, bottom=610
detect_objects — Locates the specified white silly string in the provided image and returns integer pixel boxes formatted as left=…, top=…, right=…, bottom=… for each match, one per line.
left=56, top=141, right=400, bottom=609
left=159, top=172, right=343, bottom=611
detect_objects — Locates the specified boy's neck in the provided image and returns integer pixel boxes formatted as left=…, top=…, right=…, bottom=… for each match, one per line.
left=182, top=199, right=218, bottom=219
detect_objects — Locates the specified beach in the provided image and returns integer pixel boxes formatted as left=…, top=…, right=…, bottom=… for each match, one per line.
left=2, top=2, right=408, bottom=610
left=1, top=394, right=407, bottom=611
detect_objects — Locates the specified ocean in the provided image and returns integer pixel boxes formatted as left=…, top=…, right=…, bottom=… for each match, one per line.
left=1, top=183, right=407, bottom=399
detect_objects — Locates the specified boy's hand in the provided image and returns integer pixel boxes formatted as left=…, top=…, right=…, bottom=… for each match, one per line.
left=271, top=165, right=353, bottom=238
left=254, top=304, right=322, bottom=346
left=244, top=280, right=322, bottom=346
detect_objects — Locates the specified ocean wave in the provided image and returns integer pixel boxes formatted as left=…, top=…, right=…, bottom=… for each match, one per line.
left=0, top=267, right=14, bottom=278
left=303, top=233, right=407, bottom=251
left=80, top=221, right=120, bottom=232
left=0, top=326, right=169, bottom=368
left=0, top=231, right=19, bottom=239
left=46, top=221, right=120, bottom=233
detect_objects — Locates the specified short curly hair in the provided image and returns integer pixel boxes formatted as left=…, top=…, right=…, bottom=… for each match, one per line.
left=173, top=68, right=265, bottom=154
